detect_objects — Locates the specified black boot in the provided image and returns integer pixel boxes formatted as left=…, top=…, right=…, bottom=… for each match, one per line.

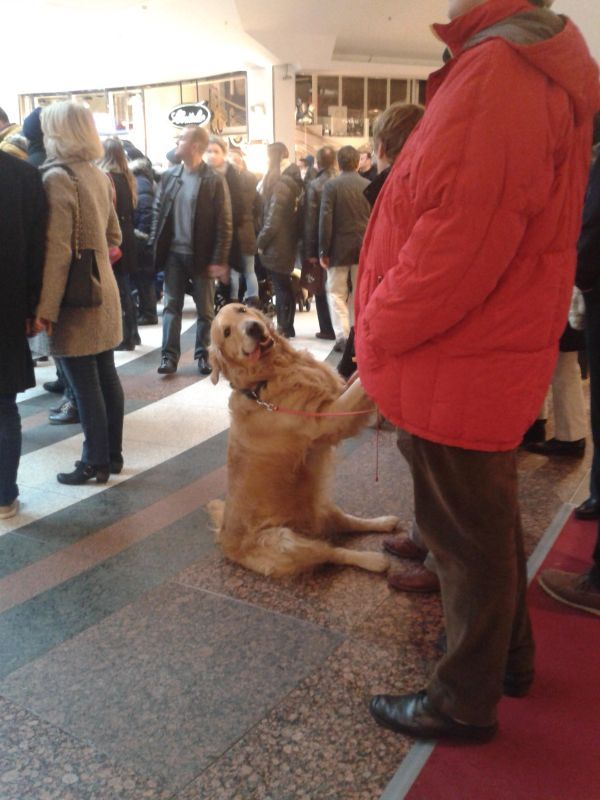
left=57, top=461, right=109, bottom=485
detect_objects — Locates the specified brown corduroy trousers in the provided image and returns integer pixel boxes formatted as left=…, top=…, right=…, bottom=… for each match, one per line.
left=397, top=430, right=535, bottom=726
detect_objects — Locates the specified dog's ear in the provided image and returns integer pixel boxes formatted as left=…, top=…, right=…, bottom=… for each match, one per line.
left=208, top=345, right=225, bottom=385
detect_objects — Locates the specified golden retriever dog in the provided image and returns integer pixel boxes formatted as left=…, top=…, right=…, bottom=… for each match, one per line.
left=207, top=303, right=398, bottom=577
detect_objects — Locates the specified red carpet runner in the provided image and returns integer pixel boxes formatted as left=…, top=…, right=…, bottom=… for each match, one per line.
left=406, top=514, right=599, bottom=800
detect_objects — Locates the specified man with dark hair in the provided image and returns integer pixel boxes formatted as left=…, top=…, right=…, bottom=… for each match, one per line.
left=0, top=151, right=47, bottom=518
left=303, top=146, right=336, bottom=340
left=319, top=145, right=370, bottom=351
left=357, top=144, right=377, bottom=182
left=150, top=125, right=232, bottom=375
left=358, top=0, right=599, bottom=743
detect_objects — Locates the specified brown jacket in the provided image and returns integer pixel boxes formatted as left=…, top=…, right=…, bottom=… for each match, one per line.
left=37, top=159, right=123, bottom=356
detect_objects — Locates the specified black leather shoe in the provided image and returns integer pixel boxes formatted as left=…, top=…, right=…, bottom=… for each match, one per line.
left=115, top=342, right=136, bottom=351
left=574, top=497, right=600, bottom=520
left=57, top=461, right=109, bottom=485
left=503, top=670, right=534, bottom=698
left=109, top=453, right=124, bottom=474
left=315, top=331, right=336, bottom=340
left=521, top=419, right=546, bottom=445
left=43, top=379, right=65, bottom=394
left=369, top=691, right=497, bottom=742
left=49, top=400, right=80, bottom=425
left=158, top=357, right=177, bottom=375
left=197, top=356, right=212, bottom=375
left=525, top=437, right=585, bottom=458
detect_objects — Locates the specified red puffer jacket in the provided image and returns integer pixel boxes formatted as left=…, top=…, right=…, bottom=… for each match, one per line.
left=355, top=0, right=600, bottom=452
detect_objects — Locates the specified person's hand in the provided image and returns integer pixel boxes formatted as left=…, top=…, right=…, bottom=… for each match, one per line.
left=208, top=264, right=230, bottom=283
left=320, top=256, right=329, bottom=269
left=25, top=318, right=35, bottom=337
left=345, top=370, right=360, bottom=388
left=33, top=317, right=53, bottom=335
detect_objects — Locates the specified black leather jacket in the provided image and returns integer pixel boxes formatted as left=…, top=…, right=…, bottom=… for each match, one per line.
left=149, top=162, right=232, bottom=275
left=319, top=170, right=371, bottom=265
left=303, top=167, right=336, bottom=261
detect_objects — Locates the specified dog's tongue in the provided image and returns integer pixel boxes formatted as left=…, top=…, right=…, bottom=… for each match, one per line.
left=248, top=347, right=261, bottom=362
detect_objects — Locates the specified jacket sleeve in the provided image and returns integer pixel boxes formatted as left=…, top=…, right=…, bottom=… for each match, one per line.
left=134, top=179, right=154, bottom=235
left=25, top=170, right=48, bottom=318
left=211, top=175, right=232, bottom=265
left=257, top=183, right=285, bottom=252
left=148, top=171, right=166, bottom=249
left=36, top=170, right=77, bottom=322
left=318, top=180, right=334, bottom=258
left=303, top=180, right=319, bottom=260
left=575, top=156, right=600, bottom=293
left=362, top=45, right=558, bottom=357
left=106, top=178, right=122, bottom=248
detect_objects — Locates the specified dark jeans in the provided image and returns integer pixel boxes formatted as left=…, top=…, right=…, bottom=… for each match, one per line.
left=162, top=251, right=215, bottom=362
left=55, top=359, right=76, bottom=404
left=60, top=350, right=124, bottom=467
left=316, top=289, right=334, bottom=336
left=397, top=431, right=534, bottom=726
left=584, top=294, right=600, bottom=502
left=269, top=271, right=295, bottom=336
left=115, top=271, right=139, bottom=347
left=0, top=394, right=21, bottom=506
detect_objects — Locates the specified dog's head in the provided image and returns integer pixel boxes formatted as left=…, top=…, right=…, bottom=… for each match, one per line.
left=209, top=303, right=284, bottom=386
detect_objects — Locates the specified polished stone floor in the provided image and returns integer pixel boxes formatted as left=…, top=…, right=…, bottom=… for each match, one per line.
left=0, top=302, right=592, bottom=800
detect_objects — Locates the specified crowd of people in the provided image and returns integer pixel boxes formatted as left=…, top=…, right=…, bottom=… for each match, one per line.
left=1, top=0, right=599, bottom=750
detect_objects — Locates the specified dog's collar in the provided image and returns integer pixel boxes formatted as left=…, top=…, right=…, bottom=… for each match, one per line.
left=238, top=380, right=268, bottom=402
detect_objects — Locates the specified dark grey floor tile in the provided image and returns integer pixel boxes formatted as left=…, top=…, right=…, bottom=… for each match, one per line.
left=0, top=533, right=57, bottom=580
left=0, top=695, right=171, bottom=800
left=0, top=509, right=216, bottom=679
left=0, top=583, right=342, bottom=791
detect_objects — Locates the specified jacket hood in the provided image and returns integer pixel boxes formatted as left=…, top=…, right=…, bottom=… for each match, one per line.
left=434, top=0, right=600, bottom=125
left=22, top=107, right=44, bottom=148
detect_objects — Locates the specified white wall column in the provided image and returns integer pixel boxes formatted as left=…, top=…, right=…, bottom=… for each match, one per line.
left=272, top=64, right=296, bottom=161
left=246, top=66, right=274, bottom=143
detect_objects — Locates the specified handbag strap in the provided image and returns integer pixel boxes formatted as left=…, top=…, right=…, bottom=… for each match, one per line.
left=41, top=163, right=82, bottom=259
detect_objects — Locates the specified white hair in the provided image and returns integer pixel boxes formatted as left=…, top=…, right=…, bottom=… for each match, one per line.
left=42, top=101, right=103, bottom=162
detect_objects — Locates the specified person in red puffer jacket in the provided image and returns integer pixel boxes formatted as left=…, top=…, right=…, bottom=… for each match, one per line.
left=362, top=0, right=600, bottom=743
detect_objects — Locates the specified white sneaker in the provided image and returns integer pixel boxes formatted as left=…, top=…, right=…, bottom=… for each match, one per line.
left=0, top=499, right=19, bottom=519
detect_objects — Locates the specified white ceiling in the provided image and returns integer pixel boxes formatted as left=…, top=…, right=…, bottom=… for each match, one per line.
left=0, top=0, right=598, bottom=99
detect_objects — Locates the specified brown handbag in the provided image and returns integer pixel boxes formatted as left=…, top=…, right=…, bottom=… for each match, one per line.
left=300, top=259, right=325, bottom=295
left=45, top=164, right=103, bottom=309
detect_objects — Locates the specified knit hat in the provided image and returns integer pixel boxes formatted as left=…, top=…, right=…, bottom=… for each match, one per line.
left=22, top=107, right=43, bottom=147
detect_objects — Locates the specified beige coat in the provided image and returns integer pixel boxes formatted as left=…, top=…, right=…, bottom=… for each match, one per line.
left=37, top=159, right=123, bottom=357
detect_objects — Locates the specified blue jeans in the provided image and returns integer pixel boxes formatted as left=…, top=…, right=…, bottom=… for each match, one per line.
left=0, top=394, right=21, bottom=506
left=230, top=254, right=260, bottom=302
left=162, top=251, right=215, bottom=361
left=60, top=350, right=124, bottom=467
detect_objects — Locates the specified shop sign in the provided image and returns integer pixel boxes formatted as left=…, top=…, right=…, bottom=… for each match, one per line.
left=168, top=103, right=211, bottom=127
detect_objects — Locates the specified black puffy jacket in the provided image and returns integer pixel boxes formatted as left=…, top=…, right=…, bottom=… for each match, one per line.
left=256, top=164, right=303, bottom=275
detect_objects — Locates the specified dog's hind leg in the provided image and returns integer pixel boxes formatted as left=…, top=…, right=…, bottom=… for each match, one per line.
left=239, top=527, right=389, bottom=576
left=322, top=506, right=400, bottom=535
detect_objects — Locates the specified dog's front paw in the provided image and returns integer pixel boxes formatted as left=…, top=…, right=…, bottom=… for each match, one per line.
left=361, top=551, right=390, bottom=573
left=371, top=515, right=400, bottom=532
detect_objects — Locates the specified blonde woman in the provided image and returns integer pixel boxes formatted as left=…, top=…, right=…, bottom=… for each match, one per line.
left=99, top=137, right=139, bottom=349
left=34, top=101, right=125, bottom=485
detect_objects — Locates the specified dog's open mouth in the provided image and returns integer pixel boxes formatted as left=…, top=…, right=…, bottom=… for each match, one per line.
left=244, top=337, right=274, bottom=361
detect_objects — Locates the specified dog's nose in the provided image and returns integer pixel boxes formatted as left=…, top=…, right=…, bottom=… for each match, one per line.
left=245, top=321, right=263, bottom=340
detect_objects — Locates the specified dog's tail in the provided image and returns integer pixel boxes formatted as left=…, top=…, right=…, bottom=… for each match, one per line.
left=206, top=499, right=225, bottom=531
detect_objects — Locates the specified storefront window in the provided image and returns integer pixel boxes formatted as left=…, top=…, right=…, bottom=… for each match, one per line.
left=317, top=76, right=339, bottom=135
left=196, top=76, right=247, bottom=135
left=181, top=82, right=199, bottom=103
left=390, top=79, right=408, bottom=105
left=367, top=78, right=387, bottom=135
left=341, top=77, right=365, bottom=137
left=295, top=75, right=314, bottom=124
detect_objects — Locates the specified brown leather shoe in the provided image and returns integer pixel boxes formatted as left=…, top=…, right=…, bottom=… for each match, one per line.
left=388, top=565, right=440, bottom=593
left=383, top=534, right=427, bottom=561
left=369, top=691, right=497, bottom=742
